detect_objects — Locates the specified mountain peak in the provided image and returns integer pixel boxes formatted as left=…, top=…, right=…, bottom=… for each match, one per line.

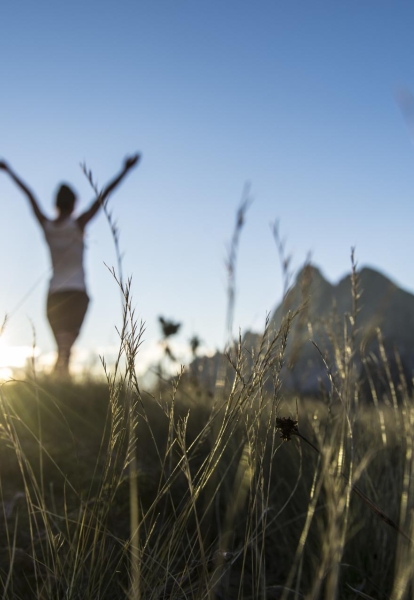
left=270, top=263, right=414, bottom=394
left=295, top=263, right=327, bottom=285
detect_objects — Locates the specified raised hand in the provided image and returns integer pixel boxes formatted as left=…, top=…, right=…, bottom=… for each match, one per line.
left=124, top=154, right=141, bottom=171
left=78, top=152, right=142, bottom=230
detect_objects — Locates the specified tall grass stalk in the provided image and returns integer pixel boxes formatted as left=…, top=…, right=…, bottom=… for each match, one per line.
left=81, top=161, right=141, bottom=599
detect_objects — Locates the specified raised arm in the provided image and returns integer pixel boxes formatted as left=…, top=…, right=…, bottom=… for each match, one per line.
left=0, top=160, right=47, bottom=225
left=77, top=153, right=141, bottom=231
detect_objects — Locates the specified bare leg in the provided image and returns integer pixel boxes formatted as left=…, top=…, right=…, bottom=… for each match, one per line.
left=53, top=331, right=77, bottom=377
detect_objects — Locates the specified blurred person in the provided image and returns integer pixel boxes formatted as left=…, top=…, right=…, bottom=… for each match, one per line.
left=0, top=154, right=140, bottom=376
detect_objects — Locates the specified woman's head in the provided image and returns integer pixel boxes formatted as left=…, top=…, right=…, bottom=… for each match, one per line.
left=56, top=184, right=77, bottom=214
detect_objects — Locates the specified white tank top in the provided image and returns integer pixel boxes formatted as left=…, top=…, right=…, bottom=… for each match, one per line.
left=43, top=218, right=87, bottom=294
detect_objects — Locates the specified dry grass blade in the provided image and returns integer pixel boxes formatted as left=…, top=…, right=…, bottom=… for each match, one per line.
left=224, top=184, right=252, bottom=343
left=276, top=414, right=413, bottom=545
left=346, top=584, right=380, bottom=600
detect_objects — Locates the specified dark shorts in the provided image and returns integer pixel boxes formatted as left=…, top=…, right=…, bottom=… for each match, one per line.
left=47, top=291, right=89, bottom=336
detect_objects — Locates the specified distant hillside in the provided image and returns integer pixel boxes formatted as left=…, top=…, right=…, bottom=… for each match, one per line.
left=191, top=265, right=414, bottom=398
left=267, top=265, right=414, bottom=395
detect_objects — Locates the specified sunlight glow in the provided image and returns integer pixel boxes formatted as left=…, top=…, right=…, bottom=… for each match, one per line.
left=0, top=338, right=39, bottom=369
left=0, top=367, right=13, bottom=381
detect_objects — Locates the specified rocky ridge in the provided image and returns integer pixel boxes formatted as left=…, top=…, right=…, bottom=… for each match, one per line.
left=191, top=265, right=414, bottom=398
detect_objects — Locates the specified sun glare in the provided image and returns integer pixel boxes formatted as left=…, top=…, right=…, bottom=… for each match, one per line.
left=0, top=336, right=40, bottom=373
left=0, top=367, right=13, bottom=380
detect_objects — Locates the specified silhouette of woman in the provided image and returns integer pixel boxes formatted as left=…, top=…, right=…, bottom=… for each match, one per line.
left=0, top=154, right=140, bottom=376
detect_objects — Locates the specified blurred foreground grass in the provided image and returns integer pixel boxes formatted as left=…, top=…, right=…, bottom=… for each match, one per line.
left=0, top=373, right=412, bottom=599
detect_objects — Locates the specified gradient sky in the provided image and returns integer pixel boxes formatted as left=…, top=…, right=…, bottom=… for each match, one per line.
left=1, top=1, right=414, bottom=376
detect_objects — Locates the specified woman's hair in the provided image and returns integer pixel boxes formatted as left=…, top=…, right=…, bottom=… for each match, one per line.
left=56, top=184, right=77, bottom=213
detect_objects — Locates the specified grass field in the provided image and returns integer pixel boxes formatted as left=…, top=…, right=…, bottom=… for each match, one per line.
left=1, top=304, right=414, bottom=600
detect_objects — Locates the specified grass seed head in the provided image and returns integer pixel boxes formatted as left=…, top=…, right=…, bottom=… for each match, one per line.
left=276, top=416, right=299, bottom=441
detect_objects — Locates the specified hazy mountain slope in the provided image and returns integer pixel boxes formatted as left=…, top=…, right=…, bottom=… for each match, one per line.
left=268, top=265, right=414, bottom=395
left=189, top=265, right=414, bottom=398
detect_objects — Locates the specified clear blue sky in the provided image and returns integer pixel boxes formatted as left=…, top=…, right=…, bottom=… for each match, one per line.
left=1, top=1, right=414, bottom=375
